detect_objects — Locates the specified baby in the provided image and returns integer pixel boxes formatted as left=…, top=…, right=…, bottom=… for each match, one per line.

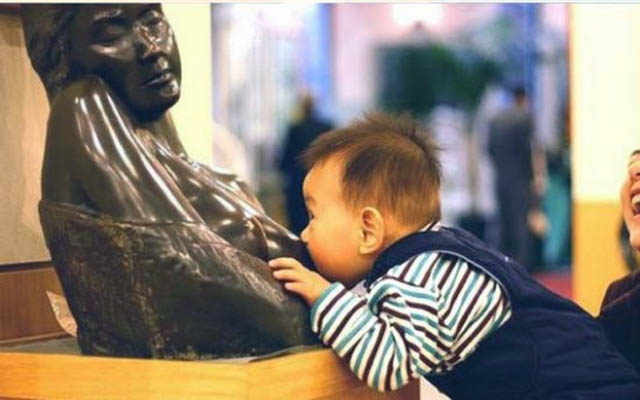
left=270, top=112, right=640, bottom=399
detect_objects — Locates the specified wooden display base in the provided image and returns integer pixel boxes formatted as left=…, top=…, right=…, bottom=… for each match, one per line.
left=0, top=348, right=418, bottom=399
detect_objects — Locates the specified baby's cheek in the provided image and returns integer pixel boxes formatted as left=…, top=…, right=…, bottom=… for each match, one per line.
left=307, top=247, right=323, bottom=270
left=313, top=256, right=338, bottom=282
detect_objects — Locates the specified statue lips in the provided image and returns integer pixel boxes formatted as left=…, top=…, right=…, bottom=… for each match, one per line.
left=141, top=56, right=179, bottom=100
left=141, top=65, right=179, bottom=100
left=143, top=71, right=175, bottom=88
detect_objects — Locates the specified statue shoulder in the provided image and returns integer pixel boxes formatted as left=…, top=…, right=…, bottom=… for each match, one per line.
left=41, top=77, right=118, bottom=203
left=47, top=76, right=133, bottom=142
left=50, top=76, right=115, bottom=112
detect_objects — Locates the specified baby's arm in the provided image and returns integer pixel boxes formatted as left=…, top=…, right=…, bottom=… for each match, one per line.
left=273, top=254, right=510, bottom=392
left=269, top=257, right=329, bottom=305
left=268, top=256, right=425, bottom=391
left=309, top=278, right=440, bottom=391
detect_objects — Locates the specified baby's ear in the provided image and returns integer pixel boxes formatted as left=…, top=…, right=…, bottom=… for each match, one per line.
left=358, top=207, right=385, bottom=255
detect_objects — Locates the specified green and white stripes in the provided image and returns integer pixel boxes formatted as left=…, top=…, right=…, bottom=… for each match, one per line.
left=310, top=224, right=511, bottom=392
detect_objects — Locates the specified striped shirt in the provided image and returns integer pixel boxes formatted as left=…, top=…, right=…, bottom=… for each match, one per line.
left=310, top=222, right=512, bottom=392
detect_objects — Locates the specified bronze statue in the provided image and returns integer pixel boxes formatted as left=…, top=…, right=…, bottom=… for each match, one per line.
left=20, top=4, right=318, bottom=359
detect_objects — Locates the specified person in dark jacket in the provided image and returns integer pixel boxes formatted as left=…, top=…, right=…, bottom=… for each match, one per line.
left=278, top=93, right=333, bottom=234
left=488, top=86, right=543, bottom=271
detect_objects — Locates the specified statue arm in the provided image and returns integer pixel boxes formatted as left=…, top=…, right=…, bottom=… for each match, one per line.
left=188, top=158, right=265, bottom=213
left=144, top=112, right=265, bottom=212
left=46, top=76, right=201, bottom=223
left=43, top=76, right=317, bottom=353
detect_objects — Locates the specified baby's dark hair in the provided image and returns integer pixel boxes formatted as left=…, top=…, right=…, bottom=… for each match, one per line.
left=302, top=111, right=442, bottom=229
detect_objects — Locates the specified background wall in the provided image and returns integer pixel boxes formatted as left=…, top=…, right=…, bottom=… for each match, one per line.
left=0, top=12, right=49, bottom=265
left=571, top=4, right=640, bottom=314
left=0, top=10, right=62, bottom=342
left=164, top=5, right=214, bottom=166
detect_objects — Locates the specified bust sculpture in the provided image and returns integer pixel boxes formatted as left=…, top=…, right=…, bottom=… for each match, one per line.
left=20, top=4, right=318, bottom=359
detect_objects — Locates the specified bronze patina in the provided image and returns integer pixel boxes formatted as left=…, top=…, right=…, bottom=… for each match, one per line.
left=21, top=4, right=318, bottom=359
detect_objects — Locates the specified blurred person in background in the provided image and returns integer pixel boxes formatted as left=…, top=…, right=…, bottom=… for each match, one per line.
left=488, top=85, right=546, bottom=271
left=471, top=83, right=511, bottom=247
left=278, top=92, right=333, bottom=234
left=541, top=106, right=571, bottom=268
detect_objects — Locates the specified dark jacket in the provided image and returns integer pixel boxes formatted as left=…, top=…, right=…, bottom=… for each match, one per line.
left=600, top=269, right=640, bottom=373
left=368, top=226, right=640, bottom=399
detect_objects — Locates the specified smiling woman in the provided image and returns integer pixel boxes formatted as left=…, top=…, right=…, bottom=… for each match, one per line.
left=598, top=150, right=640, bottom=372
left=20, top=4, right=317, bottom=359
left=621, top=150, right=640, bottom=248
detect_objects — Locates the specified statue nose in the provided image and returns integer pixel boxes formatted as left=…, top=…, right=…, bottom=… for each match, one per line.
left=134, top=26, right=161, bottom=60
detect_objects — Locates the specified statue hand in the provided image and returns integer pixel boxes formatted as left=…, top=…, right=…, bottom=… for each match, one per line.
left=269, top=257, right=330, bottom=306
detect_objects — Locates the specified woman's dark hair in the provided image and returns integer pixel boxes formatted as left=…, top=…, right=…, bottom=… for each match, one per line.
left=20, top=5, right=78, bottom=100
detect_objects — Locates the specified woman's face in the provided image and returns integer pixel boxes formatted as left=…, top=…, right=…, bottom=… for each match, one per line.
left=621, top=150, right=640, bottom=250
left=68, top=4, right=181, bottom=120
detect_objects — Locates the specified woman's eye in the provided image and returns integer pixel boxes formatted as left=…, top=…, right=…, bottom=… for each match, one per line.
left=146, top=17, right=164, bottom=26
left=94, top=25, right=127, bottom=44
left=141, top=10, right=166, bottom=30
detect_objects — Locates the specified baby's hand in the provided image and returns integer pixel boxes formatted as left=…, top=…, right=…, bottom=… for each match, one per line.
left=269, top=257, right=330, bottom=306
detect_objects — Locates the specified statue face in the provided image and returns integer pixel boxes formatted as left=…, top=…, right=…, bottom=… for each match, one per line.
left=68, top=4, right=181, bottom=120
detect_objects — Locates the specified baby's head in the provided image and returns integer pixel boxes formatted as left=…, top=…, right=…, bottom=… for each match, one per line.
left=299, top=112, right=441, bottom=287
